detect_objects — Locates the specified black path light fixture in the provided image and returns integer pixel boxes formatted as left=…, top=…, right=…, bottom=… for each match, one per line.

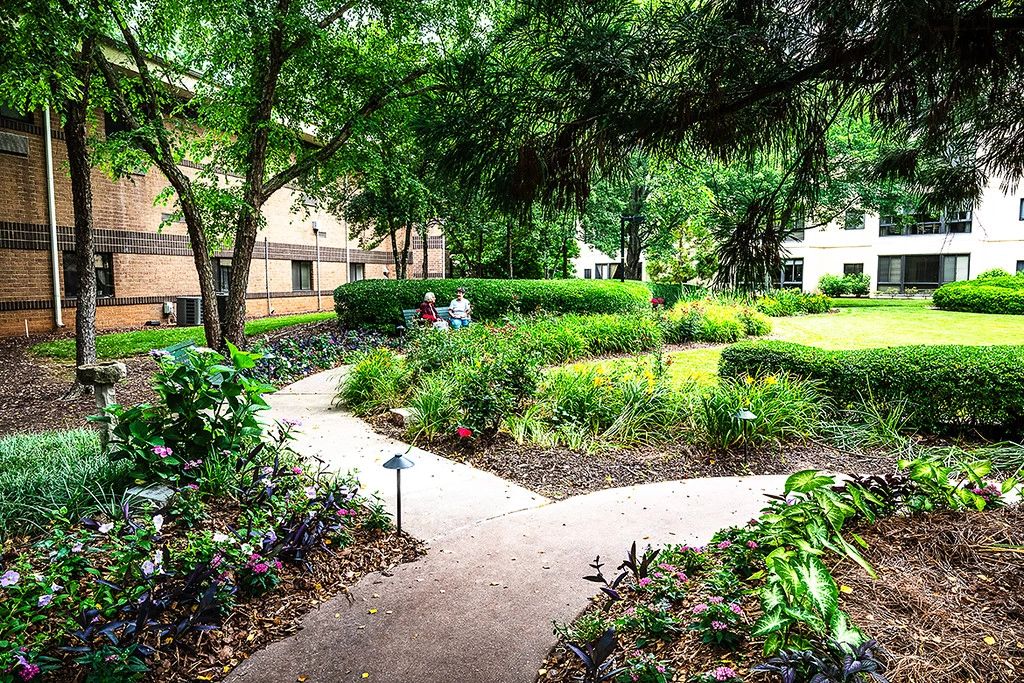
left=383, top=450, right=415, bottom=535
left=734, top=407, right=758, bottom=460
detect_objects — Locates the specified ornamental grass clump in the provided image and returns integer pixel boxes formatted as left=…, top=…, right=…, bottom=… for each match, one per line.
left=698, top=373, right=826, bottom=449
left=661, top=300, right=771, bottom=344
left=334, top=347, right=413, bottom=416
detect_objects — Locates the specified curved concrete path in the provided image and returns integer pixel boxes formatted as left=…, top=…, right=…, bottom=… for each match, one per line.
left=230, top=369, right=787, bottom=683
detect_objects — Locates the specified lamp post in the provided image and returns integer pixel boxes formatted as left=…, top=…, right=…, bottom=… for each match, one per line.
left=382, top=452, right=415, bottom=535
left=734, top=408, right=757, bottom=460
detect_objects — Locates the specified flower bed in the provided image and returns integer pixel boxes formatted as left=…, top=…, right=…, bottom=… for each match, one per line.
left=538, top=462, right=1021, bottom=683
left=0, top=346, right=417, bottom=682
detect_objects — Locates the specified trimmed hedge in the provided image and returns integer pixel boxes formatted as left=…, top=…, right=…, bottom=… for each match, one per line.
left=719, top=340, right=1024, bottom=431
left=933, top=275, right=1024, bottom=315
left=334, top=278, right=652, bottom=328
left=647, top=282, right=706, bottom=309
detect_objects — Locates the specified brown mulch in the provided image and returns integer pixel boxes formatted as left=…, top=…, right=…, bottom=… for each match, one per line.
left=0, top=336, right=157, bottom=436
left=538, top=507, right=1024, bottom=683
left=835, top=507, right=1024, bottom=683
left=370, top=417, right=899, bottom=500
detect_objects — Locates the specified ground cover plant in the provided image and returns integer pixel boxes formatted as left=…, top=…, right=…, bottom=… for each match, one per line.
left=539, top=462, right=1021, bottom=683
left=30, top=312, right=336, bottom=360
left=0, top=345, right=416, bottom=682
left=250, top=327, right=399, bottom=386
left=334, top=278, right=652, bottom=329
left=933, top=272, right=1024, bottom=315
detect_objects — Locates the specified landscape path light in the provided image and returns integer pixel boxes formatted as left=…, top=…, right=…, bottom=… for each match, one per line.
left=382, top=451, right=415, bottom=535
left=734, top=408, right=758, bottom=460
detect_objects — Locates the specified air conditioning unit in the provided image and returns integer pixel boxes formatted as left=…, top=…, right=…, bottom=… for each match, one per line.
left=176, top=297, right=202, bottom=326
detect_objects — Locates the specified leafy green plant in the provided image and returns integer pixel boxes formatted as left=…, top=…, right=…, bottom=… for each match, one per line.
left=615, top=603, right=680, bottom=644
left=933, top=273, right=1024, bottom=314
left=754, top=638, right=889, bottom=682
left=406, top=374, right=461, bottom=440
left=334, top=347, right=412, bottom=416
left=689, top=595, right=747, bottom=647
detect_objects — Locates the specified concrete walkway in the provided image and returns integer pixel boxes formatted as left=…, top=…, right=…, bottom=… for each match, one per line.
left=229, top=369, right=787, bottom=683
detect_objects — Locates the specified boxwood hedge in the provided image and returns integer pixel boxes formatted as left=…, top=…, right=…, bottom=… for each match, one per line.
left=719, top=340, right=1024, bottom=431
left=334, top=278, right=652, bottom=329
left=933, top=275, right=1024, bottom=314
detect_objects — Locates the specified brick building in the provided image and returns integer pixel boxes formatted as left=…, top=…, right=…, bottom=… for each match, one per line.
left=0, top=107, right=445, bottom=337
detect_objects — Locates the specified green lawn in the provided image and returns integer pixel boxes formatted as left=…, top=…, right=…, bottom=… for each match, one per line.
left=664, top=305, right=1024, bottom=382
left=31, top=311, right=335, bottom=360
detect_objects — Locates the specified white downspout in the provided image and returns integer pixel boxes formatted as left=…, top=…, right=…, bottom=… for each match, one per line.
left=313, top=222, right=322, bottom=311
left=43, top=107, right=64, bottom=327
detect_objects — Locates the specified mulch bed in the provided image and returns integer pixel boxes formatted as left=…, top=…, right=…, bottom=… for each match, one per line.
left=537, top=507, right=1024, bottom=683
left=0, top=335, right=156, bottom=436
left=370, top=417, right=899, bottom=500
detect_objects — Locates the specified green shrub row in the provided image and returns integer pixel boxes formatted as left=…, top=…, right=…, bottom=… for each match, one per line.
left=334, top=278, right=652, bottom=329
left=817, top=273, right=871, bottom=297
left=719, top=340, right=1024, bottom=431
left=933, top=274, right=1024, bottom=315
left=646, top=282, right=707, bottom=309
left=752, top=289, right=832, bottom=316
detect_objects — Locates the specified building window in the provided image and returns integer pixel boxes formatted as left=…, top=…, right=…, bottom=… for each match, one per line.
left=348, top=262, right=365, bottom=282
left=0, top=106, right=33, bottom=124
left=781, top=258, right=804, bottom=288
left=877, top=254, right=969, bottom=292
left=1017, top=260, right=1024, bottom=273
left=1019, top=199, right=1024, bottom=221
left=63, top=252, right=114, bottom=298
left=785, top=216, right=806, bottom=242
left=583, top=268, right=592, bottom=279
left=843, top=263, right=864, bottom=275
left=103, top=111, right=130, bottom=138
left=843, top=210, right=865, bottom=230
left=879, top=210, right=972, bottom=236
left=291, top=260, right=313, bottom=291
left=215, top=258, right=232, bottom=293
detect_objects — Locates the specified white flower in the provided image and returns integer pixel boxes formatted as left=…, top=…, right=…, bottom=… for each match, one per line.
left=153, top=549, right=164, bottom=567
left=98, top=522, right=114, bottom=534
left=152, top=515, right=164, bottom=533
left=212, top=533, right=229, bottom=543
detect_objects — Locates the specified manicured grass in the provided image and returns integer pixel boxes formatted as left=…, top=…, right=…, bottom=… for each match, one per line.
left=31, top=311, right=336, bottom=360
left=587, top=305, right=1024, bottom=386
left=830, top=297, right=932, bottom=308
left=0, top=430, right=127, bottom=532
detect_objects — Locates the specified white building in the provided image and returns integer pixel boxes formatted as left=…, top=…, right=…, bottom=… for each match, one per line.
left=783, top=184, right=1024, bottom=294
left=573, top=240, right=649, bottom=281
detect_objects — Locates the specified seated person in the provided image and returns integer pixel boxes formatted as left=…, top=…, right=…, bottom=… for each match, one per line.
left=417, top=292, right=449, bottom=329
left=448, top=287, right=472, bottom=329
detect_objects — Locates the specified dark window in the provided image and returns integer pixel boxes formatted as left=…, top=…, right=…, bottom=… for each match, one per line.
left=879, top=210, right=971, bottom=235
left=877, top=254, right=969, bottom=292
left=215, top=258, right=232, bottom=293
left=583, top=268, right=592, bottom=279
left=1017, top=260, right=1024, bottom=274
left=785, top=216, right=806, bottom=242
left=103, top=111, right=130, bottom=138
left=1020, top=199, right=1024, bottom=221
left=843, top=263, right=864, bottom=275
left=781, top=258, right=804, bottom=287
left=594, top=264, right=605, bottom=280
left=843, top=210, right=865, bottom=230
left=292, top=261, right=313, bottom=291
left=349, top=262, right=365, bottom=282
left=609, top=263, right=624, bottom=280
left=63, top=252, right=114, bottom=298
left=0, top=106, right=33, bottom=124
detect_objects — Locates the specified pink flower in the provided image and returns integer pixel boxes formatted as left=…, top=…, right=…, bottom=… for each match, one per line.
left=713, top=666, right=737, bottom=680
left=456, top=426, right=473, bottom=439
left=638, top=577, right=652, bottom=587
left=717, top=540, right=732, bottom=549
left=711, top=620, right=727, bottom=630
left=692, top=603, right=708, bottom=614
left=728, top=603, right=744, bottom=615
left=274, top=559, right=283, bottom=570
left=211, top=554, right=223, bottom=568
left=252, top=562, right=270, bottom=574
left=152, top=445, right=173, bottom=458
left=183, top=459, right=203, bottom=470
left=656, top=666, right=666, bottom=673
left=336, top=508, right=352, bottom=517
left=709, top=596, right=724, bottom=604
left=17, top=663, right=40, bottom=681
left=676, top=572, right=688, bottom=582
left=292, top=466, right=303, bottom=475
left=747, top=540, right=758, bottom=549
left=658, top=562, right=676, bottom=571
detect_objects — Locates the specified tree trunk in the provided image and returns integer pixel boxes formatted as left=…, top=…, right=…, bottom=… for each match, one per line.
left=223, top=208, right=262, bottom=347
left=388, top=219, right=400, bottom=279
left=561, top=235, right=568, bottom=278
left=401, top=220, right=413, bottom=279
left=626, top=224, right=643, bottom=279
left=63, top=99, right=96, bottom=370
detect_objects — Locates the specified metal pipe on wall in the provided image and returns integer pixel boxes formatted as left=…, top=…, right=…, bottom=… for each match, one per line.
left=313, top=222, right=321, bottom=311
left=42, top=107, right=64, bottom=327
left=264, top=237, right=271, bottom=315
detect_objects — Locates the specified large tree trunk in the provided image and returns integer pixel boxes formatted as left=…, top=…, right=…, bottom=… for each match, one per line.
left=388, top=219, right=400, bottom=279
left=626, top=224, right=643, bottom=280
left=224, top=208, right=262, bottom=348
left=63, top=99, right=96, bottom=370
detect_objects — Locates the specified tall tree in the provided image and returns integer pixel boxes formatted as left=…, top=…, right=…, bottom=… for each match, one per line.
left=1, top=0, right=105, bottom=376
left=92, top=0, right=477, bottom=347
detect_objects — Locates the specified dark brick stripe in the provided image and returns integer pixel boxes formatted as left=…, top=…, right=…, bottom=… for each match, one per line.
left=0, top=290, right=336, bottom=312
left=0, top=116, right=65, bottom=140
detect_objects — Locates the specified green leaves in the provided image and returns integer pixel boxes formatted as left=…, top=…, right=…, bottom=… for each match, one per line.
left=784, top=470, right=835, bottom=495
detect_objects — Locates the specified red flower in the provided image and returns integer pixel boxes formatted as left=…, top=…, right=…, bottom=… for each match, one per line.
left=456, top=426, right=473, bottom=439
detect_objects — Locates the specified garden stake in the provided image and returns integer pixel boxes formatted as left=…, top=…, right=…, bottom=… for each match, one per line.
left=383, top=452, right=415, bottom=535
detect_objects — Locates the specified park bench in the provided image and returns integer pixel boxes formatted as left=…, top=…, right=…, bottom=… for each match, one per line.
left=401, top=306, right=450, bottom=329
left=162, top=339, right=198, bottom=362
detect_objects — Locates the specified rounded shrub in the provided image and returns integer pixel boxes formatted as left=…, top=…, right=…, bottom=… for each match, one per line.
left=719, top=340, right=1024, bottom=431
left=933, top=274, right=1024, bottom=314
left=662, top=300, right=770, bottom=343
left=818, top=274, right=850, bottom=297
left=977, top=268, right=1012, bottom=280
left=334, top=278, right=652, bottom=329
